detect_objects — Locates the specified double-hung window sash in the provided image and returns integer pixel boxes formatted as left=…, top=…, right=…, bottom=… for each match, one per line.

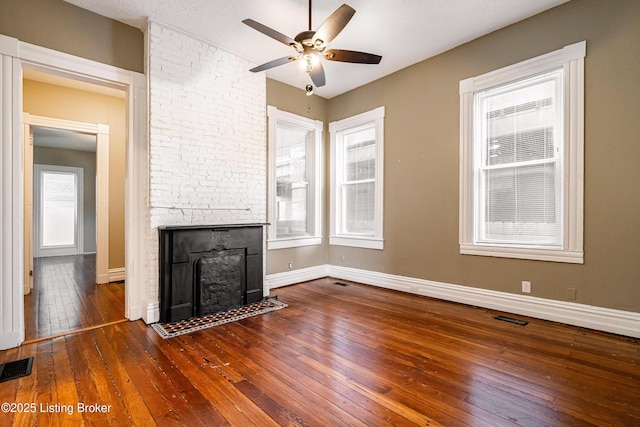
left=340, top=124, right=376, bottom=236
left=474, top=69, right=564, bottom=247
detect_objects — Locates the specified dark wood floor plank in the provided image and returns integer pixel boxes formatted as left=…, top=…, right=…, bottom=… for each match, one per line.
left=137, top=320, right=267, bottom=426
left=130, top=321, right=263, bottom=426
left=108, top=322, right=208, bottom=426
left=260, top=308, right=505, bottom=426
left=235, top=320, right=423, bottom=426
left=101, top=323, right=179, bottom=424
left=210, top=323, right=371, bottom=426
left=25, top=254, right=125, bottom=341
left=289, top=280, right=640, bottom=424
left=81, top=332, right=138, bottom=425
left=34, top=340, right=56, bottom=427
left=89, top=328, right=156, bottom=426
left=190, top=327, right=342, bottom=426
left=63, top=333, right=121, bottom=427
left=50, top=337, right=84, bottom=425
left=274, top=284, right=520, bottom=420
left=1, top=277, right=639, bottom=426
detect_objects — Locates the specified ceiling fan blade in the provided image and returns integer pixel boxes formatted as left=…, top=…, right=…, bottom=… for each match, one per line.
left=242, top=19, right=299, bottom=48
left=249, top=56, right=298, bottom=73
left=324, top=49, right=382, bottom=64
left=309, top=62, right=326, bottom=87
left=312, top=4, right=355, bottom=46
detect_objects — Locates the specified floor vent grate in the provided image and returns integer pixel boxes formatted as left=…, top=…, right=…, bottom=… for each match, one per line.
left=494, top=315, right=528, bottom=326
left=334, top=282, right=349, bottom=287
left=0, top=357, right=34, bottom=382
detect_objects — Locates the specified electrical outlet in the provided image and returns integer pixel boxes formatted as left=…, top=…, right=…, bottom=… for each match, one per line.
left=522, top=281, right=531, bottom=293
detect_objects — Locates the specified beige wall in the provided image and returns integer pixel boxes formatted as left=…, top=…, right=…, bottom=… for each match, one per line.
left=265, top=79, right=330, bottom=275
left=267, top=0, right=640, bottom=313
left=0, top=0, right=143, bottom=73
left=23, top=80, right=127, bottom=270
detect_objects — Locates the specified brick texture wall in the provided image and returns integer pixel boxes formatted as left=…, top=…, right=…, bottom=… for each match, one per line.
left=146, top=22, right=267, bottom=312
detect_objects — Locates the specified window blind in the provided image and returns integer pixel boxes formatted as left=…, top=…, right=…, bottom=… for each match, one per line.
left=475, top=69, right=564, bottom=247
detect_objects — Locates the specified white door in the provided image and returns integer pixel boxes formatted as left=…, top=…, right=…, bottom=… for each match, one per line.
left=34, top=164, right=84, bottom=257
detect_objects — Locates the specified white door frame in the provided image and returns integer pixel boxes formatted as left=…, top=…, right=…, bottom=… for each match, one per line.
left=0, top=34, right=149, bottom=350
left=24, top=114, right=110, bottom=286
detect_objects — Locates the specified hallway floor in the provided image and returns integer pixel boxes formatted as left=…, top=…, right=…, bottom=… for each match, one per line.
left=24, top=254, right=125, bottom=342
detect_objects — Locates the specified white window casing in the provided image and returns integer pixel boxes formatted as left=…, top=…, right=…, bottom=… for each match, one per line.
left=459, top=41, right=585, bottom=263
left=267, top=106, right=323, bottom=249
left=330, top=106, right=385, bottom=250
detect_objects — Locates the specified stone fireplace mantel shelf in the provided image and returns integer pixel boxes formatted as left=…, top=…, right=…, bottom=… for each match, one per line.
left=158, top=223, right=268, bottom=231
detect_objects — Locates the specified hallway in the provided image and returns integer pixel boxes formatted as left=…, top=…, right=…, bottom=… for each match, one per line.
left=24, top=254, right=125, bottom=342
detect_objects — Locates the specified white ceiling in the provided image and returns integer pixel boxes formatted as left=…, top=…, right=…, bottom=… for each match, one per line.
left=63, top=0, right=568, bottom=98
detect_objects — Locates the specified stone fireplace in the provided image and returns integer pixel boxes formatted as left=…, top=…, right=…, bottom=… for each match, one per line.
left=159, top=224, right=265, bottom=323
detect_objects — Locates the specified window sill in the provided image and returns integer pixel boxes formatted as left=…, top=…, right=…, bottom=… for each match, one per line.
left=330, top=236, right=384, bottom=250
left=268, top=236, right=322, bottom=250
left=460, top=244, right=583, bottom=264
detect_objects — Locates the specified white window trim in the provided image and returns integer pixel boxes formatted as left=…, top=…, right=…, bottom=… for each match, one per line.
left=267, top=106, right=323, bottom=250
left=329, top=106, right=385, bottom=250
left=459, top=41, right=585, bottom=264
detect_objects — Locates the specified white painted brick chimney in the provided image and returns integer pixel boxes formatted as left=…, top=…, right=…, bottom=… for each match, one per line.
left=145, top=22, right=267, bottom=316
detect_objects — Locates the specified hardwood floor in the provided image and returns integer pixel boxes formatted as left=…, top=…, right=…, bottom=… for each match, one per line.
left=24, top=254, right=126, bottom=342
left=2, top=277, right=639, bottom=426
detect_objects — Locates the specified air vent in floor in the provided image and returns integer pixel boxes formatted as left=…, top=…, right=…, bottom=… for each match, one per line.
left=494, top=315, right=528, bottom=326
left=0, top=357, right=34, bottom=382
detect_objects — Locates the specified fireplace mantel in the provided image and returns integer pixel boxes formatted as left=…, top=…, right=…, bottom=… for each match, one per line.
left=159, top=223, right=266, bottom=323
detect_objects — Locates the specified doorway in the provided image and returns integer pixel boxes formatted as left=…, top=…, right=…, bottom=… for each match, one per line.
left=22, top=83, right=121, bottom=342
left=23, top=113, right=112, bottom=293
left=0, top=36, right=148, bottom=350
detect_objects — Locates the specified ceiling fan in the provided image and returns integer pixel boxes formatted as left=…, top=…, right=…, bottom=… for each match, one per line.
left=242, top=0, right=382, bottom=89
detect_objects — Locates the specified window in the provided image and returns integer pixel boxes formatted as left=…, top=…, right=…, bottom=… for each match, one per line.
left=459, top=41, right=585, bottom=263
left=267, top=106, right=323, bottom=249
left=330, top=107, right=385, bottom=249
left=34, top=164, right=84, bottom=257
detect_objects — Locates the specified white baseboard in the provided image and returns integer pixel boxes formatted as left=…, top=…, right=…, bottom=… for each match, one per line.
left=266, top=265, right=329, bottom=291
left=143, top=302, right=160, bottom=324
left=96, top=273, right=110, bottom=285
left=108, top=268, right=125, bottom=282
left=131, top=300, right=160, bottom=324
left=267, top=264, right=640, bottom=339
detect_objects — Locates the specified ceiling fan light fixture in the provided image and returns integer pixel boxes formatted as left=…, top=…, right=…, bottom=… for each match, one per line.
left=243, top=0, right=381, bottom=89
left=306, top=53, right=319, bottom=67
left=299, top=54, right=317, bottom=72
